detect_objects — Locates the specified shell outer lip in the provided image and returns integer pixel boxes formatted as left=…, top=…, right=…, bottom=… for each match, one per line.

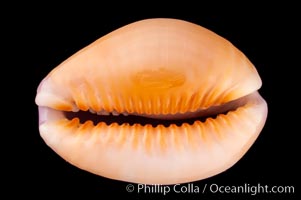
left=38, top=91, right=259, bottom=126
left=38, top=91, right=268, bottom=184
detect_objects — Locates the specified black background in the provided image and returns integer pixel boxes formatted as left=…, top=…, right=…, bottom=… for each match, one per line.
left=8, top=4, right=298, bottom=199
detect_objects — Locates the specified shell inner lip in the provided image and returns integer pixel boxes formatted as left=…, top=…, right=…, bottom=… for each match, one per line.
left=39, top=92, right=254, bottom=127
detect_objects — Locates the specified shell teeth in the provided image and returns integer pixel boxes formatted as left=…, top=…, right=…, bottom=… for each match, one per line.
left=97, top=110, right=110, bottom=116
left=72, top=107, right=80, bottom=112
left=122, top=112, right=129, bottom=116
left=112, top=110, right=120, bottom=116
left=89, top=108, right=96, bottom=114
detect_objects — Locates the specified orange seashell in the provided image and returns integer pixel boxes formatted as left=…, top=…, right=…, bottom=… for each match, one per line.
left=35, top=18, right=267, bottom=184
